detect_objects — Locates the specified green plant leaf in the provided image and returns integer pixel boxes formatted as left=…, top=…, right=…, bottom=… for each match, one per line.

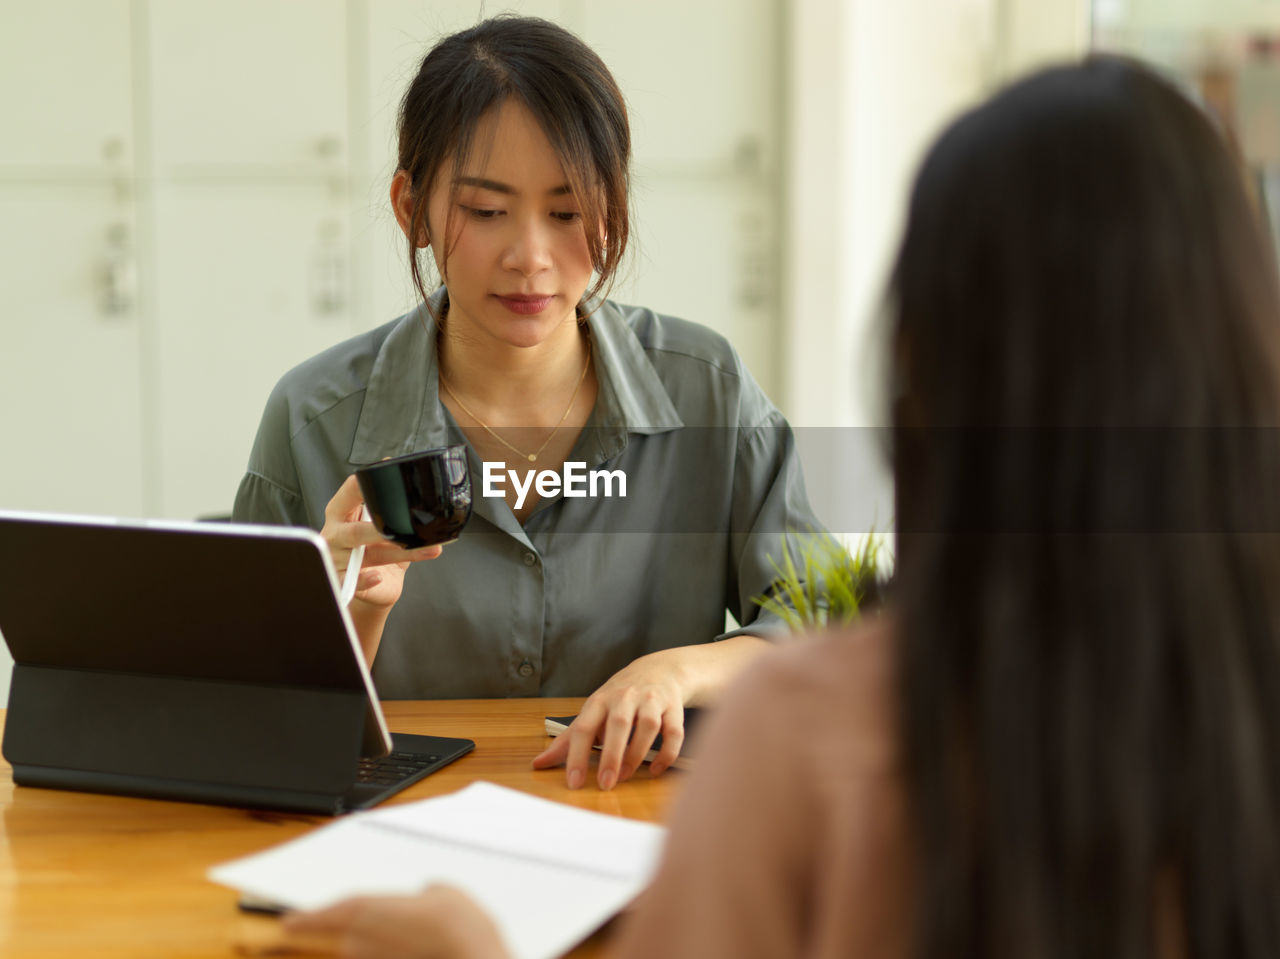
left=750, top=526, right=891, bottom=630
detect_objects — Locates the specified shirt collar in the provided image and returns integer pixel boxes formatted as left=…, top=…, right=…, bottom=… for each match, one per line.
left=584, top=297, right=684, bottom=435
left=349, top=292, right=449, bottom=466
left=349, top=289, right=683, bottom=468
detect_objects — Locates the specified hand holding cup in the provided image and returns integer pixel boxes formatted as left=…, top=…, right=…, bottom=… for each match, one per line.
left=325, top=446, right=472, bottom=608
left=355, top=445, right=472, bottom=549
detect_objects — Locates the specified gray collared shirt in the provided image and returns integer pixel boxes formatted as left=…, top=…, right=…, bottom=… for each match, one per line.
left=233, top=292, right=822, bottom=698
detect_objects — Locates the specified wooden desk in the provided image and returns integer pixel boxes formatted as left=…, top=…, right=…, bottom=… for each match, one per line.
left=0, top=699, right=679, bottom=958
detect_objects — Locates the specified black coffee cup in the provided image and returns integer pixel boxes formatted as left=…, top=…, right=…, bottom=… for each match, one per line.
left=355, top=446, right=472, bottom=548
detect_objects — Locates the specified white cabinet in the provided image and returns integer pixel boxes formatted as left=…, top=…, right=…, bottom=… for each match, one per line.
left=142, top=1, right=355, bottom=517
left=0, top=0, right=144, bottom=516
left=582, top=0, right=781, bottom=384
left=146, top=0, right=349, bottom=170
left=0, top=0, right=135, bottom=170
left=0, top=183, right=146, bottom=516
left=581, top=0, right=779, bottom=170
left=618, top=180, right=778, bottom=380
left=151, top=182, right=358, bottom=518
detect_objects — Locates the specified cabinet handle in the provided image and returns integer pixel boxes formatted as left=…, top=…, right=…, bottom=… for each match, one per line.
left=311, top=219, right=346, bottom=315
left=100, top=222, right=136, bottom=317
left=314, top=136, right=343, bottom=160
left=736, top=210, right=771, bottom=310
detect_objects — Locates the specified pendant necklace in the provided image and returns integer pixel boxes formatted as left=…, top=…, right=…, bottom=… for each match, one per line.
left=439, top=337, right=592, bottom=464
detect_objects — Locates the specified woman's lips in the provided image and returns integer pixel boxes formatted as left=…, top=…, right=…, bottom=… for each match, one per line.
left=495, top=294, right=554, bottom=315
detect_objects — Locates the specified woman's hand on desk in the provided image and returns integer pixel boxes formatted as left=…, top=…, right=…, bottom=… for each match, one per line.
left=281, top=884, right=508, bottom=959
left=533, top=650, right=687, bottom=790
left=323, top=475, right=443, bottom=609
left=531, top=635, right=774, bottom=791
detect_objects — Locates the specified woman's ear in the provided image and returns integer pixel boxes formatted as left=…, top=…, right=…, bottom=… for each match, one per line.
left=390, top=170, right=430, bottom=248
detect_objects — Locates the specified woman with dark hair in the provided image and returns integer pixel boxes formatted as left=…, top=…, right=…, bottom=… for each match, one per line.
left=233, top=15, right=821, bottom=791
left=282, top=55, right=1280, bottom=958
left=885, top=54, right=1280, bottom=959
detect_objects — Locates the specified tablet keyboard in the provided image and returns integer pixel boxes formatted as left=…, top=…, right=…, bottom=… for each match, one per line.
left=342, top=732, right=476, bottom=812
left=356, top=748, right=446, bottom=787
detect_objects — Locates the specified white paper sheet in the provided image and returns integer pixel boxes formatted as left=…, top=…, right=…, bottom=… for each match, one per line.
left=208, top=782, right=666, bottom=959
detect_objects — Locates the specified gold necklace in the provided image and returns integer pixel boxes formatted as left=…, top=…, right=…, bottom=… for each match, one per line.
left=439, top=337, right=592, bottom=463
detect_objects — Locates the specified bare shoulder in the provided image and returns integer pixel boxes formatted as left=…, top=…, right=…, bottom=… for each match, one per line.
left=738, top=618, right=895, bottom=714
left=764, top=617, right=895, bottom=691
left=710, top=617, right=899, bottom=771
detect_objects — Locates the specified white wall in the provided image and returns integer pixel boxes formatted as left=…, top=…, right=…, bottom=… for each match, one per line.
left=786, top=0, right=1089, bottom=429
left=783, top=0, right=1088, bottom=542
left=1110, top=0, right=1280, bottom=32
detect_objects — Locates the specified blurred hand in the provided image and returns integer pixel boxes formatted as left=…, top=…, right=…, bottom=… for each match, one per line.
left=322, top=474, right=442, bottom=610
left=281, top=885, right=508, bottom=959
left=532, top=650, right=687, bottom=790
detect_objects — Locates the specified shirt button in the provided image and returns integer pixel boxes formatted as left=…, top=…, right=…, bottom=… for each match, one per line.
left=518, top=660, right=535, bottom=678
left=522, top=552, right=537, bottom=566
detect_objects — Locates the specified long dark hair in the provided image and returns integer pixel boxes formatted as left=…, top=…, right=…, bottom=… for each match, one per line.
left=395, top=15, right=631, bottom=308
left=891, top=56, right=1280, bottom=958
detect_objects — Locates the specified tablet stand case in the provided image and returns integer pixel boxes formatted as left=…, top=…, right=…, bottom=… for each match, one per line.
left=5, top=665, right=370, bottom=814
left=0, top=515, right=397, bottom=815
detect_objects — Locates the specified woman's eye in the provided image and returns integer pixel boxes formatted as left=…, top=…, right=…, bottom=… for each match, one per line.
left=552, top=211, right=581, bottom=223
left=461, top=206, right=501, bottom=220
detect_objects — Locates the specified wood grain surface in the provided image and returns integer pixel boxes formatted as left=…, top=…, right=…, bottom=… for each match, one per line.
left=0, top=699, right=680, bottom=958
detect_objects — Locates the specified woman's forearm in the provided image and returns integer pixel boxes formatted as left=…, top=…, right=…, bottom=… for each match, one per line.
left=661, top=633, right=774, bottom=706
left=348, top=600, right=391, bottom=665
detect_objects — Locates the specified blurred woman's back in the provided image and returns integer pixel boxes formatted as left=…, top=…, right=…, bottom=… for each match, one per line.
left=616, top=55, right=1280, bottom=959
left=892, top=55, right=1280, bottom=959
